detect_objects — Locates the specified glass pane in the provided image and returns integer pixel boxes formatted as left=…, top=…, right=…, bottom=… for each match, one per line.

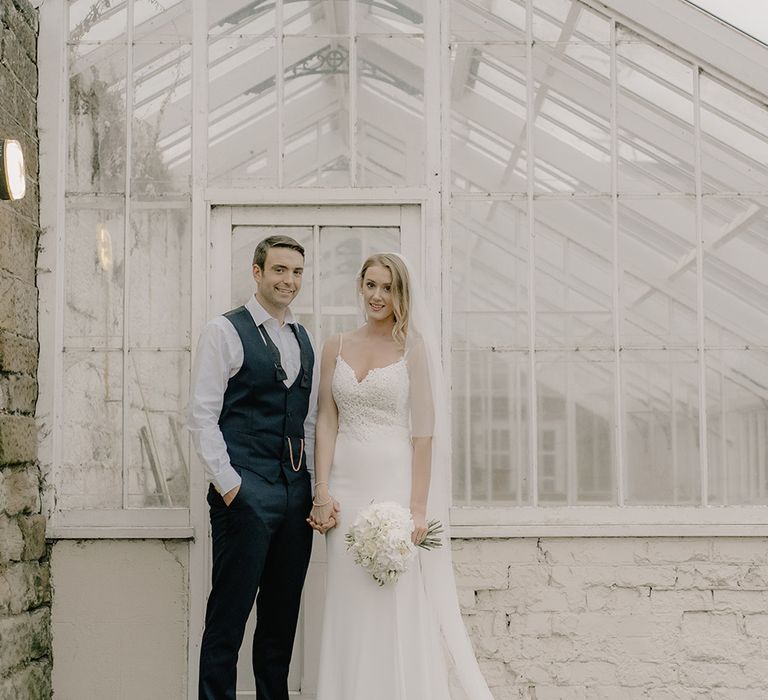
left=533, top=0, right=572, bottom=42
left=536, top=350, right=615, bottom=505
left=623, top=349, right=700, bottom=505
left=452, top=350, right=530, bottom=505
left=70, top=0, right=127, bottom=42
left=286, top=114, right=351, bottom=187
left=617, top=28, right=695, bottom=194
left=68, top=44, right=127, bottom=194
left=707, top=349, right=768, bottom=506
left=701, top=74, right=768, bottom=194
left=59, top=351, right=123, bottom=510
left=283, top=38, right=351, bottom=187
left=318, top=226, right=400, bottom=342
left=620, top=198, right=698, bottom=348
left=64, top=200, right=124, bottom=349
left=703, top=198, right=768, bottom=348
left=128, top=204, right=191, bottom=348
left=131, top=44, right=192, bottom=196
left=534, top=0, right=610, bottom=44
left=358, top=0, right=424, bottom=34
left=532, top=41, right=611, bottom=193
left=230, top=225, right=314, bottom=311
left=450, top=0, right=525, bottom=42
left=451, top=44, right=527, bottom=193
left=452, top=199, right=529, bottom=350
left=126, top=350, right=190, bottom=507
left=357, top=37, right=425, bottom=186
left=208, top=37, right=277, bottom=186
left=134, top=0, right=192, bottom=41
left=132, top=43, right=192, bottom=195
left=284, top=1, right=345, bottom=36
left=208, top=0, right=277, bottom=37
left=535, top=199, right=613, bottom=349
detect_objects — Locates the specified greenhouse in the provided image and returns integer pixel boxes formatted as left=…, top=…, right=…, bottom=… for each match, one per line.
left=0, top=0, right=766, bottom=697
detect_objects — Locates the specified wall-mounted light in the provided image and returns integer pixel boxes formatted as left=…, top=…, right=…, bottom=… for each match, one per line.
left=0, top=139, right=26, bottom=201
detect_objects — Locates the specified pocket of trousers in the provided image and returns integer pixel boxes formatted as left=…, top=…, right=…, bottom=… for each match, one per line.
left=225, top=466, right=245, bottom=508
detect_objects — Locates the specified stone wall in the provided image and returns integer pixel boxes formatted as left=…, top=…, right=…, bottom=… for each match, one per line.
left=455, top=537, right=768, bottom=699
left=0, top=0, right=49, bottom=698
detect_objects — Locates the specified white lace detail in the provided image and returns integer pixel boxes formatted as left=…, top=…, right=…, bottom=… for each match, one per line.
left=332, top=355, right=410, bottom=442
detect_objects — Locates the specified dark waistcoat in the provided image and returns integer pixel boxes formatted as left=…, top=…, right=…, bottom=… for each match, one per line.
left=219, top=306, right=314, bottom=483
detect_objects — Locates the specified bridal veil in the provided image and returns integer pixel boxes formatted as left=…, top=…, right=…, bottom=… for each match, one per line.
left=392, top=253, right=495, bottom=700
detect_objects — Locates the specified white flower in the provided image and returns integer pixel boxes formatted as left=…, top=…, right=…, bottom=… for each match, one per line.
left=344, top=502, right=417, bottom=586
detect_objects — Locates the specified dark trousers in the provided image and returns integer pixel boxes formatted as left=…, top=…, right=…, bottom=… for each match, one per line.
left=199, top=468, right=313, bottom=700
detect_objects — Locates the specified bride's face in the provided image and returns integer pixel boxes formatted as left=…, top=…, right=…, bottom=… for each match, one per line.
left=361, top=265, right=395, bottom=323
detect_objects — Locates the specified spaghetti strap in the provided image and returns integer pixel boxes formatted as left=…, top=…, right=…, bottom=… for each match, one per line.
left=337, top=332, right=343, bottom=356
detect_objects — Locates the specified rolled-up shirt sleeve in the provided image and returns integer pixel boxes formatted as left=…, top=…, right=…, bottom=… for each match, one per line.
left=187, top=318, right=242, bottom=495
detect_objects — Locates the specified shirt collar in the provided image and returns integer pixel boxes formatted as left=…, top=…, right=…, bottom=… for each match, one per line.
left=245, top=294, right=296, bottom=328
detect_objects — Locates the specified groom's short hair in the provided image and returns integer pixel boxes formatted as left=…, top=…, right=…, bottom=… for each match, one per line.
left=253, top=235, right=305, bottom=269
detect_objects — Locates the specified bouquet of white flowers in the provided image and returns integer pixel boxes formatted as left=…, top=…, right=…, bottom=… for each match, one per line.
left=344, top=501, right=444, bottom=586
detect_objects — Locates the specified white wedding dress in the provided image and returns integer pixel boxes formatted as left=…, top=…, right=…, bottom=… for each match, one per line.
left=315, top=350, right=454, bottom=699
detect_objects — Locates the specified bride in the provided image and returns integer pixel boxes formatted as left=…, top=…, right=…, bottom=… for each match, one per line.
left=308, top=253, right=494, bottom=700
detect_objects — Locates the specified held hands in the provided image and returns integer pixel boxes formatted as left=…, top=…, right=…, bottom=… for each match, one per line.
left=307, top=482, right=341, bottom=534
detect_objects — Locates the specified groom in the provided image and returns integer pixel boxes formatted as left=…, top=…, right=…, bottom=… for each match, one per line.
left=189, top=235, right=320, bottom=700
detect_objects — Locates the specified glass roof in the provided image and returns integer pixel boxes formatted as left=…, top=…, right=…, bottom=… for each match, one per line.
left=65, top=0, right=768, bottom=416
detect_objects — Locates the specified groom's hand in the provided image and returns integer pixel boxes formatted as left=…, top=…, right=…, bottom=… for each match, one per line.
left=222, top=484, right=240, bottom=507
left=307, top=517, right=334, bottom=534
left=307, top=499, right=341, bottom=534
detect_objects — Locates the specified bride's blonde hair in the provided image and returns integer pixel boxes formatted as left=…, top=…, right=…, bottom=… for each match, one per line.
left=358, top=253, right=410, bottom=347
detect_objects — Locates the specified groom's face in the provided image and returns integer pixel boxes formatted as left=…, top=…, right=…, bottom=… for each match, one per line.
left=253, top=246, right=304, bottom=314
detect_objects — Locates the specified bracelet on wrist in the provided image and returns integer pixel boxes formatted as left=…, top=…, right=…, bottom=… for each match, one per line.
left=312, top=495, right=332, bottom=507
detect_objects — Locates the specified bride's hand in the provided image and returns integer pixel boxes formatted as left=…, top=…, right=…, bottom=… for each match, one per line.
left=411, top=510, right=428, bottom=545
left=308, top=500, right=340, bottom=534
left=307, top=485, right=341, bottom=534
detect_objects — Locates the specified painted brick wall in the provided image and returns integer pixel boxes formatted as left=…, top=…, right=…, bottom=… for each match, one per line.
left=454, top=537, right=768, bottom=699
left=0, top=0, right=50, bottom=698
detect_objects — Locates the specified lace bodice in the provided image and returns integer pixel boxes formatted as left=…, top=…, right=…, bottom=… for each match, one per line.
left=332, top=354, right=410, bottom=442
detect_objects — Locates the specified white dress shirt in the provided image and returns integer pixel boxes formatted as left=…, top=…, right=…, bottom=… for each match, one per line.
left=187, top=295, right=320, bottom=495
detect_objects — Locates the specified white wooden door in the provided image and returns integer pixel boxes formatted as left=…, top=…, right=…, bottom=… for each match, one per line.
left=199, top=204, right=422, bottom=698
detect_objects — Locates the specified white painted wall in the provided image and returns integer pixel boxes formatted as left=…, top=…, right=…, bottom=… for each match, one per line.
left=455, top=537, right=768, bottom=699
left=49, top=535, right=768, bottom=699
left=51, top=540, right=189, bottom=700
